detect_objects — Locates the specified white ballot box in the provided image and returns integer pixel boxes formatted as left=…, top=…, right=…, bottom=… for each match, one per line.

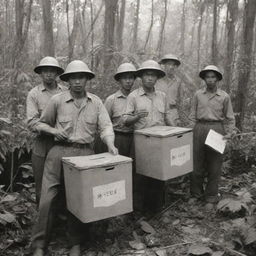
left=205, top=129, right=226, bottom=154
left=62, top=153, right=133, bottom=223
left=134, top=126, right=193, bottom=180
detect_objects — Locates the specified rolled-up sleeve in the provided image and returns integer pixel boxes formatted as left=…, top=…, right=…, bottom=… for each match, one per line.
left=98, top=101, right=114, bottom=139
left=26, top=92, right=40, bottom=132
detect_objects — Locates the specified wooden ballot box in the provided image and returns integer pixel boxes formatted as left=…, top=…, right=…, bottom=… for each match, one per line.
left=134, top=126, right=193, bottom=181
left=62, top=153, right=133, bottom=223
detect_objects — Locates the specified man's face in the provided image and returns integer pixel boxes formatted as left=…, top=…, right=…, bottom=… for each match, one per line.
left=40, top=67, right=58, bottom=84
left=162, top=60, right=178, bottom=77
left=204, top=71, right=218, bottom=89
left=69, top=73, right=88, bottom=93
left=119, top=73, right=135, bottom=91
left=141, top=70, right=158, bottom=89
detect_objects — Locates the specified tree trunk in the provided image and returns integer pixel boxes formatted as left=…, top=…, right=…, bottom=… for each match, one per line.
left=157, top=0, right=168, bottom=55
left=130, top=0, right=140, bottom=51
left=224, top=0, right=238, bottom=93
left=103, top=0, right=118, bottom=74
left=116, top=0, right=126, bottom=51
left=211, top=0, right=218, bottom=64
left=180, top=0, right=187, bottom=55
left=41, top=0, right=55, bottom=56
left=197, top=0, right=205, bottom=71
left=235, top=0, right=256, bottom=130
left=143, top=0, right=154, bottom=51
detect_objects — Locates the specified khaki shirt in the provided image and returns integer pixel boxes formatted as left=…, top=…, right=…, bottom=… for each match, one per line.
left=124, top=87, right=173, bottom=130
left=38, top=90, right=114, bottom=144
left=189, top=88, right=236, bottom=134
left=26, top=83, right=66, bottom=131
left=104, top=90, right=133, bottom=133
left=155, top=76, right=183, bottom=107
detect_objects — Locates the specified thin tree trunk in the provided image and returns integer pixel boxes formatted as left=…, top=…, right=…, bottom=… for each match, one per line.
left=130, top=0, right=140, bottom=51
left=157, top=0, right=168, bottom=55
left=211, top=0, right=218, bottom=64
left=143, top=0, right=154, bottom=51
left=197, top=0, right=205, bottom=71
left=180, top=0, right=186, bottom=54
left=225, top=0, right=238, bottom=93
left=103, top=0, right=118, bottom=74
left=116, top=0, right=126, bottom=51
left=235, top=0, right=256, bottom=130
left=41, top=0, right=55, bottom=56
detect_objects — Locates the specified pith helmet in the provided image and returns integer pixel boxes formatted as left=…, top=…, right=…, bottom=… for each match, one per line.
left=199, top=65, right=223, bottom=81
left=159, top=54, right=181, bottom=66
left=34, top=56, right=64, bottom=75
left=59, top=60, right=95, bottom=82
left=136, top=60, right=165, bottom=78
left=114, top=63, right=137, bottom=81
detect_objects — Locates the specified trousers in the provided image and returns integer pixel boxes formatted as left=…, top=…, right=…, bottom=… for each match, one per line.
left=190, top=121, right=224, bottom=202
left=32, top=145, right=94, bottom=249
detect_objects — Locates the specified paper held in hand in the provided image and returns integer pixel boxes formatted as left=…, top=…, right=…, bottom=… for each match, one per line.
left=205, top=129, right=226, bottom=154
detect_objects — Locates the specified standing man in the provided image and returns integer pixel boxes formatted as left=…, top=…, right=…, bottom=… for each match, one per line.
left=156, top=54, right=183, bottom=126
left=26, top=56, right=65, bottom=205
left=124, top=60, right=172, bottom=212
left=31, top=60, right=118, bottom=256
left=104, top=63, right=137, bottom=157
left=190, top=65, right=235, bottom=208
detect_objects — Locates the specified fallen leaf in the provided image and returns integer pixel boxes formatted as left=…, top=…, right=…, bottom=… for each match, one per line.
left=243, top=227, right=256, bottom=245
left=155, top=249, right=167, bottom=256
left=144, top=234, right=160, bottom=247
left=217, top=198, right=248, bottom=216
left=140, top=220, right=156, bottom=234
left=172, top=219, right=180, bottom=225
left=129, top=241, right=146, bottom=250
left=188, top=244, right=212, bottom=255
left=0, top=212, right=16, bottom=224
left=0, top=194, right=17, bottom=203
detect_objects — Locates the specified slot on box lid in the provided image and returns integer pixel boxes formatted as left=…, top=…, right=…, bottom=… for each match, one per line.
left=62, top=153, right=132, bottom=170
left=134, top=126, right=192, bottom=138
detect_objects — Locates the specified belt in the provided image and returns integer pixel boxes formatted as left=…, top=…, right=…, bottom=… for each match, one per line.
left=114, top=130, right=133, bottom=135
left=197, top=120, right=222, bottom=123
left=55, top=141, right=91, bottom=149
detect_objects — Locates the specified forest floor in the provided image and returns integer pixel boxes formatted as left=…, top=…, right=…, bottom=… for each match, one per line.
left=1, top=165, right=256, bottom=256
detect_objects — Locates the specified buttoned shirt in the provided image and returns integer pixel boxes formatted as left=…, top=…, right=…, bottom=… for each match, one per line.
left=124, top=87, right=172, bottom=130
left=104, top=90, right=133, bottom=133
left=38, top=90, right=114, bottom=144
left=155, top=75, right=183, bottom=108
left=189, top=88, right=235, bottom=134
left=26, top=83, right=66, bottom=132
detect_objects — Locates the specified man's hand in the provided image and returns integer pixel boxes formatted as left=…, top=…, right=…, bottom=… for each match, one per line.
left=53, top=129, right=68, bottom=141
left=136, top=110, right=148, bottom=119
left=108, top=145, right=119, bottom=155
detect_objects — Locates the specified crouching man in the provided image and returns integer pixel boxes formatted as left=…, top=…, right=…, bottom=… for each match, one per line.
left=31, top=60, right=118, bottom=256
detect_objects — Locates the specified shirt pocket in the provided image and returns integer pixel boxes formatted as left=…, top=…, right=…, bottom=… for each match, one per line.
left=83, top=114, right=97, bottom=135
left=58, top=116, right=73, bottom=133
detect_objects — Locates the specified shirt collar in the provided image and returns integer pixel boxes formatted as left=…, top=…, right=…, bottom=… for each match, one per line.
left=202, top=87, right=221, bottom=96
left=116, top=90, right=127, bottom=98
left=39, top=82, right=62, bottom=92
left=64, top=90, right=92, bottom=102
left=138, top=86, right=156, bottom=96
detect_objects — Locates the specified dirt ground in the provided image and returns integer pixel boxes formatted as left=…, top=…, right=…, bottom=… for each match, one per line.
left=1, top=168, right=256, bottom=256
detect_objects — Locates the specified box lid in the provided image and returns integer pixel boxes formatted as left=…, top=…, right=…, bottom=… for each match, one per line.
left=62, top=153, right=132, bottom=170
left=134, top=126, right=192, bottom=137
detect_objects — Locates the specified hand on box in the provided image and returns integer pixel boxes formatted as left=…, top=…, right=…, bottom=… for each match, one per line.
left=108, top=145, right=119, bottom=155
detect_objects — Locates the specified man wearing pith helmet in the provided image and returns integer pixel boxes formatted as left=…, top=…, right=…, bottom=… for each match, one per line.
left=156, top=54, right=183, bottom=126
left=31, top=60, right=117, bottom=256
left=104, top=63, right=137, bottom=157
left=189, top=65, right=235, bottom=209
left=26, top=56, right=66, bottom=205
left=124, top=60, right=173, bottom=211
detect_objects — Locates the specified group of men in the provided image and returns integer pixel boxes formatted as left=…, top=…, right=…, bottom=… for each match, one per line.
left=26, top=55, right=236, bottom=256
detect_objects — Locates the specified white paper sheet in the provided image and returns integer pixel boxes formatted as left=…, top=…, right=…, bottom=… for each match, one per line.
left=205, top=129, right=226, bottom=154
left=170, top=145, right=191, bottom=166
left=93, top=180, right=126, bottom=207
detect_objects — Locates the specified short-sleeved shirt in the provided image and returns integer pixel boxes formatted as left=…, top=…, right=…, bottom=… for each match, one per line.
left=26, top=83, right=66, bottom=131
left=124, top=87, right=172, bottom=130
left=155, top=76, right=183, bottom=108
left=189, top=88, right=235, bottom=134
left=104, top=90, right=133, bottom=133
left=38, top=90, right=114, bottom=144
